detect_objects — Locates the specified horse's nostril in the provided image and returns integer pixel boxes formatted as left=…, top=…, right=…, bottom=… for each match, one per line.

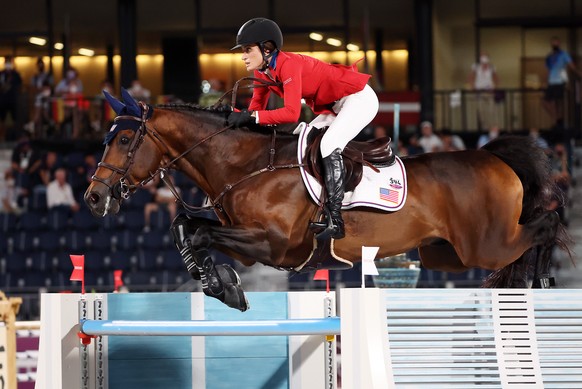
left=89, top=192, right=100, bottom=205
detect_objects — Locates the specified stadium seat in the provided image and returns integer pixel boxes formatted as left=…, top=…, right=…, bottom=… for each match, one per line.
left=18, top=211, right=47, bottom=231
left=149, top=208, right=171, bottom=230
left=0, top=213, right=17, bottom=233
left=126, top=189, right=153, bottom=209
left=123, top=209, right=146, bottom=231
left=125, top=271, right=154, bottom=287
left=116, top=230, right=139, bottom=251
left=46, top=206, right=70, bottom=230
left=38, top=230, right=62, bottom=252
left=29, top=189, right=48, bottom=211
left=63, top=230, right=89, bottom=252
left=108, top=251, right=134, bottom=271
left=89, top=230, right=114, bottom=251
left=84, top=250, right=106, bottom=272
left=137, top=249, right=161, bottom=271
left=6, top=252, right=28, bottom=273
left=12, top=232, right=36, bottom=253
left=24, top=272, right=46, bottom=287
left=72, top=209, right=99, bottom=230
left=161, top=249, right=183, bottom=271
left=140, top=230, right=170, bottom=251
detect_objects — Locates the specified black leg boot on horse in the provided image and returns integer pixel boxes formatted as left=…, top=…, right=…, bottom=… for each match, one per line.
left=310, top=148, right=346, bottom=240
left=170, top=214, right=249, bottom=311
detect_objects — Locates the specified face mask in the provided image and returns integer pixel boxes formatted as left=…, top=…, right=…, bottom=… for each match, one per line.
left=5, top=179, right=14, bottom=187
left=480, top=56, right=489, bottom=64
left=4, top=62, right=13, bottom=70
left=67, top=71, right=76, bottom=80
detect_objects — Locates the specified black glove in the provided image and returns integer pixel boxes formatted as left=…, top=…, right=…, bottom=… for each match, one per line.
left=227, top=109, right=255, bottom=127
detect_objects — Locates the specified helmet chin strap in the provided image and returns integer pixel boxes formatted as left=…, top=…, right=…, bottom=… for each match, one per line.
left=258, top=42, right=277, bottom=71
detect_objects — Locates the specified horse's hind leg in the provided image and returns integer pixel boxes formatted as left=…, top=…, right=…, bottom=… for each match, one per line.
left=527, top=211, right=560, bottom=288
left=170, top=214, right=249, bottom=311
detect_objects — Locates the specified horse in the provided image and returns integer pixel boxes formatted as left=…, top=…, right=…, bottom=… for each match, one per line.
left=85, top=90, right=571, bottom=311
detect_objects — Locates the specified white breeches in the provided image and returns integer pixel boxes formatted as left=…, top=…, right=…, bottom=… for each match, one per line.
left=310, top=84, right=379, bottom=157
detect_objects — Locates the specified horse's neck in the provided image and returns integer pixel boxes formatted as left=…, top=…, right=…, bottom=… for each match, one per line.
left=155, top=110, right=296, bottom=199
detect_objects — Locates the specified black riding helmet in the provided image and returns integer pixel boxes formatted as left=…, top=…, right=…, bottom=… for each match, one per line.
left=231, top=18, right=283, bottom=50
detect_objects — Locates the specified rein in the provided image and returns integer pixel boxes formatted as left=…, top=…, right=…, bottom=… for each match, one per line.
left=212, top=76, right=282, bottom=110
left=93, top=97, right=305, bottom=222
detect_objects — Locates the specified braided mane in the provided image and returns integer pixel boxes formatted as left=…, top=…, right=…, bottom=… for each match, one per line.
left=156, top=103, right=231, bottom=118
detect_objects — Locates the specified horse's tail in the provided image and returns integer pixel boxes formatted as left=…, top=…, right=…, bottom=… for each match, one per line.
left=479, top=135, right=572, bottom=288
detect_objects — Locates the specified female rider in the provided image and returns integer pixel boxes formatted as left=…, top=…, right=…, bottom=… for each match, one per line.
left=228, top=18, right=379, bottom=240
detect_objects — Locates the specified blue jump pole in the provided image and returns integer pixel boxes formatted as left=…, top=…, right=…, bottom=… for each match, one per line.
left=80, top=317, right=341, bottom=337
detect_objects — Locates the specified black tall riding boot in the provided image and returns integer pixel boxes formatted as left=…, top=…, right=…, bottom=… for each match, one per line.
left=322, top=148, right=346, bottom=239
left=170, top=214, right=201, bottom=280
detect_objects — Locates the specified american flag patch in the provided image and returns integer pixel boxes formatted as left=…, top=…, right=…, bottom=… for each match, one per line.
left=379, top=187, right=399, bottom=203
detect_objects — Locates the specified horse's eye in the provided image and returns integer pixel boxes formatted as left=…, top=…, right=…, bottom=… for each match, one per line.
left=120, top=136, right=130, bottom=145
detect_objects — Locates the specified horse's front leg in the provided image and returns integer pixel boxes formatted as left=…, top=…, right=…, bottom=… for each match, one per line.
left=170, top=214, right=249, bottom=311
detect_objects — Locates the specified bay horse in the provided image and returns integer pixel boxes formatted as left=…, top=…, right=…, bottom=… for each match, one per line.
left=85, top=90, right=570, bottom=311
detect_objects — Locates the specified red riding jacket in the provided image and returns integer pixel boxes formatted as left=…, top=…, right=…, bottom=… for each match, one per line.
left=249, top=51, right=371, bottom=125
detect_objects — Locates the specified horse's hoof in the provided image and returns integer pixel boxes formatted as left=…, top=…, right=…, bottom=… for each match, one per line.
left=216, top=264, right=241, bottom=286
left=223, top=283, right=249, bottom=312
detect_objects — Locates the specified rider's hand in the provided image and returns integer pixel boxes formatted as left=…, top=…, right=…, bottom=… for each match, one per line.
left=227, top=109, right=255, bottom=127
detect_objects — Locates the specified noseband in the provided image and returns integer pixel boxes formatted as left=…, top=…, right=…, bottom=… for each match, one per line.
left=91, top=102, right=154, bottom=200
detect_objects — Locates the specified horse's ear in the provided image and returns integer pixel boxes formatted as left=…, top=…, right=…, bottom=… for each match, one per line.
left=121, top=88, right=141, bottom=117
left=103, top=90, right=125, bottom=115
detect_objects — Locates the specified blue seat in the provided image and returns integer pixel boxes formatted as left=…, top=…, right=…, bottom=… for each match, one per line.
left=89, top=230, right=113, bottom=251
left=38, top=230, right=62, bottom=252
left=19, top=211, right=47, bottom=231
left=126, top=189, right=153, bottom=209
left=149, top=208, right=171, bottom=231
left=45, top=273, right=64, bottom=289
left=0, top=213, right=17, bottom=233
left=6, top=252, right=28, bottom=273
left=46, top=206, right=70, bottom=230
left=115, top=230, right=138, bottom=251
left=29, top=189, right=48, bottom=211
left=12, top=231, right=36, bottom=253
left=63, top=230, right=89, bottom=252
left=108, top=250, right=135, bottom=271
left=125, top=271, right=154, bottom=287
left=84, top=250, right=106, bottom=272
left=161, top=249, right=183, bottom=271
left=24, top=272, right=46, bottom=287
left=30, top=251, right=49, bottom=272
left=140, top=230, right=170, bottom=251
left=72, top=209, right=99, bottom=230
left=123, top=209, right=145, bottom=231
left=137, top=249, right=161, bottom=271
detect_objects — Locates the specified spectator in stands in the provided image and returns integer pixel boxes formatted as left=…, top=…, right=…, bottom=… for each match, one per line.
left=30, top=58, right=54, bottom=131
left=55, top=67, right=83, bottom=138
left=143, top=176, right=179, bottom=232
left=0, top=56, right=23, bottom=141
left=46, top=167, right=80, bottom=212
left=0, top=169, right=23, bottom=214
left=468, top=51, right=499, bottom=130
left=127, top=79, right=151, bottom=103
left=541, top=36, right=581, bottom=129
left=10, top=134, right=32, bottom=187
left=418, top=121, right=443, bottom=153
left=373, top=125, right=389, bottom=139
left=440, top=129, right=466, bottom=151
left=477, top=125, right=500, bottom=149
left=406, top=135, right=425, bottom=156
left=31, top=81, right=53, bottom=138
left=528, top=127, right=550, bottom=153
left=549, top=142, right=570, bottom=225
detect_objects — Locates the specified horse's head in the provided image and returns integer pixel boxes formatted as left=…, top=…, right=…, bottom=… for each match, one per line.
left=84, top=89, right=161, bottom=217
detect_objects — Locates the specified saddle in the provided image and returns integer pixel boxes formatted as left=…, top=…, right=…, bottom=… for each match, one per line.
left=303, top=127, right=395, bottom=192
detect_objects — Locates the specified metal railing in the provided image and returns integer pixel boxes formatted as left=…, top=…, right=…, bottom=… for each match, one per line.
left=434, top=87, right=581, bottom=133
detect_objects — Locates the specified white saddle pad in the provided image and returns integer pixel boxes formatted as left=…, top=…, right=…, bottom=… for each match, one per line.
left=296, top=122, right=407, bottom=212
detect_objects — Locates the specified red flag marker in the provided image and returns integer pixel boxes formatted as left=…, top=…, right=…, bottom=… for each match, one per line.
left=113, top=270, right=124, bottom=292
left=313, top=269, right=330, bottom=293
left=70, top=255, right=85, bottom=294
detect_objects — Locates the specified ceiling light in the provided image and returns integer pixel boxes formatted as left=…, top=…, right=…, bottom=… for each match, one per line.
left=78, top=48, right=95, bottom=57
left=347, top=44, right=359, bottom=52
left=309, top=32, right=323, bottom=41
left=54, top=42, right=64, bottom=50
left=326, top=38, right=342, bottom=47
left=29, top=37, right=47, bottom=46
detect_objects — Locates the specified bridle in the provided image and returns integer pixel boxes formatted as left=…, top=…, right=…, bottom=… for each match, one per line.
left=91, top=78, right=304, bottom=221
